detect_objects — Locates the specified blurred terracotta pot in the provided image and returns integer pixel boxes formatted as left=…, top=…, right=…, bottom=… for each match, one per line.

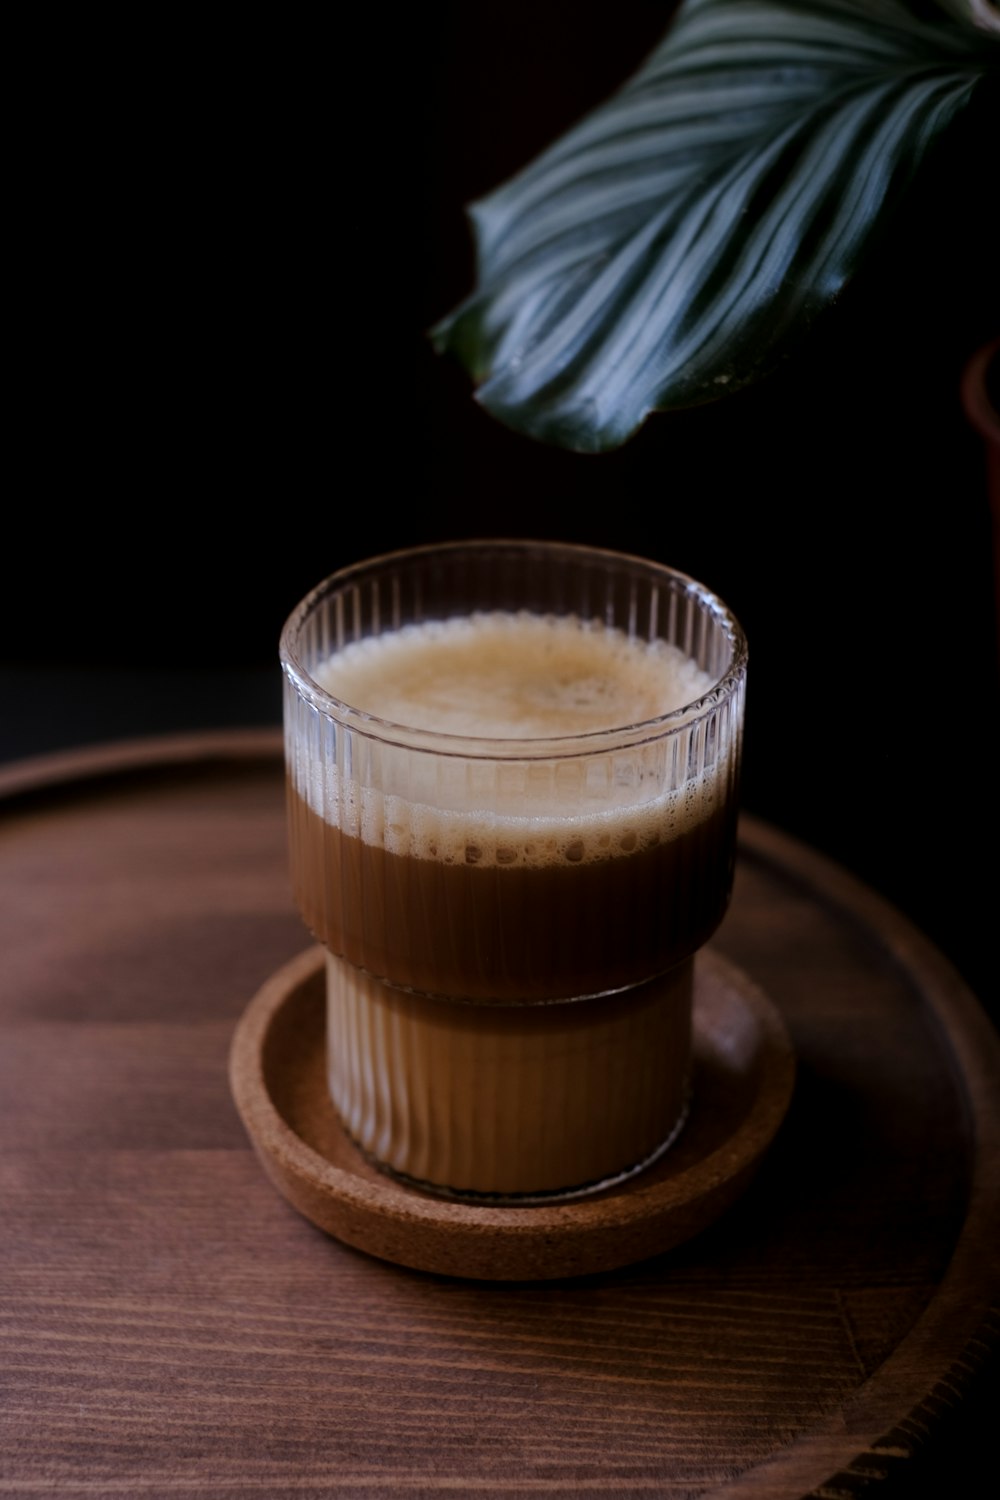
left=961, top=336, right=1000, bottom=661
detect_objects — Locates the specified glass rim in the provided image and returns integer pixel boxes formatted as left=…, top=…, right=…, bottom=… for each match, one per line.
left=279, top=539, right=748, bottom=760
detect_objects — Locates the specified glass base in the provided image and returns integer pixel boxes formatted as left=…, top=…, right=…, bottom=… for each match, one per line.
left=327, top=952, right=695, bottom=1200
left=350, top=1082, right=692, bottom=1206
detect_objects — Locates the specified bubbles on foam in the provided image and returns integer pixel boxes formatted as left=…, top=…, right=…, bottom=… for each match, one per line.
left=355, top=775, right=724, bottom=869
left=294, top=613, right=733, bottom=867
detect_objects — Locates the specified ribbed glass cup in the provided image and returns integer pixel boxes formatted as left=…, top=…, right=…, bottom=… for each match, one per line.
left=280, top=540, right=747, bottom=1202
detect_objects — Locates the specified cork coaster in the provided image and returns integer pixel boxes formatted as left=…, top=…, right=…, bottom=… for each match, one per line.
left=229, top=947, right=795, bottom=1280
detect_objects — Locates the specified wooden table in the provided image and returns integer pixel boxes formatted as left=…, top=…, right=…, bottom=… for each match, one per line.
left=2, top=732, right=998, bottom=1499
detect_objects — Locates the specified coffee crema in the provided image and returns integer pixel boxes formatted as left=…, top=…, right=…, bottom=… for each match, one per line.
left=313, top=611, right=713, bottom=740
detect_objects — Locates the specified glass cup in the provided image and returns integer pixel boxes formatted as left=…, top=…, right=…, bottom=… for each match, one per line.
left=280, top=541, right=747, bottom=1202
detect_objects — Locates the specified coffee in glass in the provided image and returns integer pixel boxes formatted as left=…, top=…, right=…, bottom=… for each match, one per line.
left=280, top=541, right=746, bottom=1201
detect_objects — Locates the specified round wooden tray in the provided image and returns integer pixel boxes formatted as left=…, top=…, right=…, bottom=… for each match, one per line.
left=2, top=730, right=998, bottom=1499
left=229, top=945, right=795, bottom=1280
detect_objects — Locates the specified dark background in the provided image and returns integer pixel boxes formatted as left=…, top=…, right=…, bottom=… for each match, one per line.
left=4, top=2, right=998, bottom=1030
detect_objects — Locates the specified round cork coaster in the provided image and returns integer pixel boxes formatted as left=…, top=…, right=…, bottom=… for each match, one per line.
left=230, top=946, right=795, bottom=1280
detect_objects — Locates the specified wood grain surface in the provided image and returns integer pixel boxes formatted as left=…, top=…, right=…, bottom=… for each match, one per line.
left=1, top=732, right=998, bottom=1500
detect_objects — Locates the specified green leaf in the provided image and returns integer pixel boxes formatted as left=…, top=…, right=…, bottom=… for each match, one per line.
left=433, top=0, right=998, bottom=452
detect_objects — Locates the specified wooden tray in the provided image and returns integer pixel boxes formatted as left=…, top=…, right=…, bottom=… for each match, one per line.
left=2, top=730, right=998, bottom=1499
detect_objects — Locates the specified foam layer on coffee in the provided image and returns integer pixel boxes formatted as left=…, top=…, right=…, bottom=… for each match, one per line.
left=315, top=613, right=712, bottom=737
left=295, top=613, right=729, bottom=870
